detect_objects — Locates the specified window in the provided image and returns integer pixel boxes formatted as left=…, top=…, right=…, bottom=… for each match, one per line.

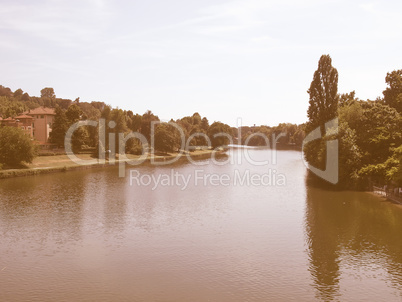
left=41, top=115, right=44, bottom=118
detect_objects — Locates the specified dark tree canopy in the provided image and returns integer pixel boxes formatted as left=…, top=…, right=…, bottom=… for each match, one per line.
left=304, top=55, right=340, bottom=184
left=40, top=87, right=56, bottom=99
left=141, top=110, right=159, bottom=143
left=307, top=54, right=339, bottom=133
left=14, top=88, right=23, bottom=98
left=65, top=104, right=83, bottom=123
left=383, top=69, right=402, bottom=113
left=0, top=85, right=13, bottom=97
left=49, top=106, right=69, bottom=148
left=0, top=126, right=36, bottom=166
left=207, top=121, right=231, bottom=148
left=154, top=123, right=181, bottom=153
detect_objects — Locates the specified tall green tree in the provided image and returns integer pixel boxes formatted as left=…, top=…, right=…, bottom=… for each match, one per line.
left=304, top=55, right=339, bottom=180
left=304, top=54, right=339, bottom=173
left=306, top=55, right=339, bottom=134
left=49, top=106, right=68, bottom=148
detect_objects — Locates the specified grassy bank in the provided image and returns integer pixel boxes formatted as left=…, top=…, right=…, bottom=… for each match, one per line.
left=0, top=149, right=224, bottom=179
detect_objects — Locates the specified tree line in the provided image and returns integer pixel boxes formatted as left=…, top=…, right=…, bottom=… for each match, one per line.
left=304, top=55, right=402, bottom=189
left=0, top=87, right=238, bottom=166
left=2, top=55, right=401, bottom=190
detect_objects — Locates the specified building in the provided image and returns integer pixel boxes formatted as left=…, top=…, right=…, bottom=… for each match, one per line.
left=0, top=107, right=56, bottom=146
left=0, top=115, right=34, bottom=138
left=15, top=114, right=34, bottom=137
left=26, top=107, right=55, bottom=145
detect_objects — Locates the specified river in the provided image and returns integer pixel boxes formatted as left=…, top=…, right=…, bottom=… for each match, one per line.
left=0, top=148, right=401, bottom=301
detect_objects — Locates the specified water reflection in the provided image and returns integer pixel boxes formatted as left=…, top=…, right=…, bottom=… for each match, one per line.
left=0, top=173, right=86, bottom=246
left=305, top=186, right=402, bottom=300
left=304, top=187, right=342, bottom=301
left=1, top=150, right=402, bottom=301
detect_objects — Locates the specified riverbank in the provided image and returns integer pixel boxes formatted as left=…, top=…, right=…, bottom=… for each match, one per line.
left=368, top=188, right=402, bottom=206
left=0, top=149, right=224, bottom=179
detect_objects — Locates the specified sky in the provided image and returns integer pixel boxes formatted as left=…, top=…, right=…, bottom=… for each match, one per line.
left=1, top=0, right=402, bottom=126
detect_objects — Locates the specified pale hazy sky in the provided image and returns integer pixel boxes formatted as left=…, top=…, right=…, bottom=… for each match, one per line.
left=1, top=0, right=401, bottom=126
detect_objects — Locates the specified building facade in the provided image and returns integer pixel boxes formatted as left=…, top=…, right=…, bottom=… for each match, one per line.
left=26, top=107, right=55, bottom=145
left=0, top=107, right=55, bottom=145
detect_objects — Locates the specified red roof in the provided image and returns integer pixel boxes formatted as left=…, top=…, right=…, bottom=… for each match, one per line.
left=15, top=114, right=33, bottom=119
left=27, top=107, right=55, bottom=115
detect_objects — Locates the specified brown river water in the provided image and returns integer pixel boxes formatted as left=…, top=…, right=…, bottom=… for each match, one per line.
left=0, top=148, right=401, bottom=301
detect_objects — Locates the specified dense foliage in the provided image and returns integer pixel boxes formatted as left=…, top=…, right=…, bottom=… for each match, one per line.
left=304, top=55, right=402, bottom=189
left=240, top=123, right=305, bottom=148
left=0, top=126, right=36, bottom=166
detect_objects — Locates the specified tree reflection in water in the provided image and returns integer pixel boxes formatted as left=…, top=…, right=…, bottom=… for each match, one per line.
left=304, top=185, right=402, bottom=301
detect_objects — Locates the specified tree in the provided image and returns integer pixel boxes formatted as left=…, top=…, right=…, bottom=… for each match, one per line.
left=304, top=55, right=339, bottom=173
left=245, top=126, right=271, bottom=146
left=389, top=146, right=402, bottom=186
left=40, top=87, right=55, bottom=99
left=359, top=146, right=402, bottom=186
left=0, top=126, right=36, bottom=166
left=14, top=88, right=23, bottom=98
left=140, top=110, right=159, bottom=143
left=208, top=122, right=232, bottom=148
left=201, top=117, right=209, bottom=131
left=21, top=92, right=30, bottom=102
left=40, top=87, right=56, bottom=107
left=324, top=122, right=361, bottom=188
left=338, top=93, right=363, bottom=131
left=293, top=125, right=305, bottom=146
left=188, top=126, right=208, bottom=147
left=110, top=108, right=128, bottom=153
left=57, top=99, right=72, bottom=110
left=192, top=112, right=202, bottom=125
left=0, top=96, right=27, bottom=118
left=49, top=107, right=69, bottom=148
left=130, top=113, right=142, bottom=132
left=0, top=85, right=13, bottom=97
left=65, top=104, right=87, bottom=152
left=71, top=127, right=89, bottom=153
left=354, top=102, right=401, bottom=166
left=154, top=123, right=181, bottom=154
left=383, top=69, right=402, bottom=113
left=66, top=104, right=82, bottom=123
left=50, top=105, right=88, bottom=151
left=306, top=55, right=339, bottom=134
